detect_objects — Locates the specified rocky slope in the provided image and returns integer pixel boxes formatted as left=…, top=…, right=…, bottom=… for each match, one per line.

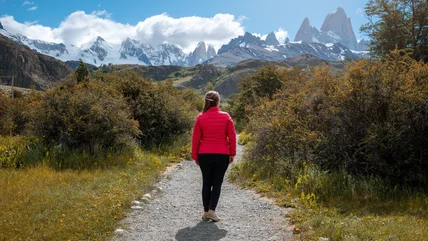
left=0, top=34, right=72, bottom=89
left=102, top=55, right=346, bottom=97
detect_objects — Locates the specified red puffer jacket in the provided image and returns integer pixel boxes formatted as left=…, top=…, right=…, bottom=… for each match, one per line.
left=191, top=106, right=236, bottom=163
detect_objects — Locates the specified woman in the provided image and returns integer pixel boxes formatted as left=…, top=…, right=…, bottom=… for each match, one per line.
left=192, top=90, right=236, bottom=222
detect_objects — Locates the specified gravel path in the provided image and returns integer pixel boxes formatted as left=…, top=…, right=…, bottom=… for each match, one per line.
left=114, top=141, right=292, bottom=241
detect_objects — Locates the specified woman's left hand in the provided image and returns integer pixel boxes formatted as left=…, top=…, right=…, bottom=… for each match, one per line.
left=229, top=156, right=234, bottom=164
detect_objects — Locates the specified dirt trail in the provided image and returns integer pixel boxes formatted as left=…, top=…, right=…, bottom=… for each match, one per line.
left=114, top=140, right=292, bottom=241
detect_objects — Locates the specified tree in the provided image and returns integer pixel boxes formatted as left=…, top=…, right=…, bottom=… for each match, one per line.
left=75, top=59, right=89, bottom=82
left=361, top=0, right=428, bottom=62
left=229, top=65, right=282, bottom=127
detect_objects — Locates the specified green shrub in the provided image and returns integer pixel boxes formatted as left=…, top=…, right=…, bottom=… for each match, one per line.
left=100, top=71, right=198, bottom=147
left=0, top=136, right=44, bottom=168
left=31, top=79, right=140, bottom=154
left=229, top=65, right=283, bottom=127
left=0, top=91, right=44, bottom=136
left=241, top=50, right=428, bottom=187
left=237, top=131, right=254, bottom=145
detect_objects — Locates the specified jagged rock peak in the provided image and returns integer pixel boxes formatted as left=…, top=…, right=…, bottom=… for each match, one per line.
left=243, top=32, right=256, bottom=40
left=302, top=17, right=310, bottom=27
left=320, top=7, right=358, bottom=50
left=0, top=22, right=4, bottom=30
left=330, top=7, right=346, bottom=17
left=217, top=32, right=265, bottom=55
left=241, top=32, right=264, bottom=45
left=188, top=41, right=208, bottom=66
left=196, top=41, right=206, bottom=48
left=294, top=17, right=319, bottom=42
left=265, top=32, right=279, bottom=46
left=95, top=36, right=105, bottom=42
left=207, top=44, right=216, bottom=59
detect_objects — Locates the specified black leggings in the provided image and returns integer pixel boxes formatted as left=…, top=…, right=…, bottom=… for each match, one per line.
left=198, top=154, right=230, bottom=212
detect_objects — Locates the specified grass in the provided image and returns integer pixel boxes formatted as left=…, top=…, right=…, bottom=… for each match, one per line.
left=288, top=192, right=428, bottom=241
left=0, top=149, right=170, bottom=240
left=229, top=145, right=428, bottom=241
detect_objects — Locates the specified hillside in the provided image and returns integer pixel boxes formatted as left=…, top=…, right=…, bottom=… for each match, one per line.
left=0, top=34, right=72, bottom=89
left=99, top=54, right=346, bottom=97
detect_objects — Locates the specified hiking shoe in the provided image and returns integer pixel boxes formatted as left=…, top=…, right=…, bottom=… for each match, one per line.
left=202, top=213, right=210, bottom=221
left=207, top=211, right=220, bottom=222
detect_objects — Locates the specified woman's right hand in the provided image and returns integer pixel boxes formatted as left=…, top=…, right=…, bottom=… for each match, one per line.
left=229, top=156, right=234, bottom=164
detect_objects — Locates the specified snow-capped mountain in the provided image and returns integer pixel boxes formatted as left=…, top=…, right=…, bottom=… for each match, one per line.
left=0, top=23, right=215, bottom=67
left=153, top=43, right=190, bottom=66
left=208, top=32, right=361, bottom=67
left=119, top=37, right=152, bottom=65
left=0, top=6, right=368, bottom=68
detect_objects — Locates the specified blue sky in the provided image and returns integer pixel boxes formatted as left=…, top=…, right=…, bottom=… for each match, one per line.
left=0, top=0, right=369, bottom=52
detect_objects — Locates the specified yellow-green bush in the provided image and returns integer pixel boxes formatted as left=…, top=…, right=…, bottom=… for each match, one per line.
left=237, top=131, right=254, bottom=145
left=240, top=50, right=428, bottom=188
left=99, top=71, right=198, bottom=147
left=229, top=65, right=283, bottom=127
left=0, top=136, right=43, bottom=168
left=30, top=79, right=140, bottom=155
left=0, top=92, right=43, bottom=136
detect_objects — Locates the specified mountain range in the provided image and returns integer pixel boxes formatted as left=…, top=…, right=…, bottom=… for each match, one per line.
left=0, top=30, right=346, bottom=95
left=0, top=7, right=368, bottom=68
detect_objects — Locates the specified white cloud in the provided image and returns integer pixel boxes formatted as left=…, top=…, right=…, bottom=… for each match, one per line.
left=91, top=10, right=111, bottom=19
left=253, top=28, right=288, bottom=44
left=253, top=33, right=264, bottom=39
left=134, top=13, right=245, bottom=52
left=27, top=6, right=37, bottom=11
left=22, top=1, right=34, bottom=6
left=274, top=28, right=288, bottom=44
left=0, top=11, right=245, bottom=53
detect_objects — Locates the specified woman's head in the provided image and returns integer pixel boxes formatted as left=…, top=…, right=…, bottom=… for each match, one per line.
left=203, top=91, right=220, bottom=112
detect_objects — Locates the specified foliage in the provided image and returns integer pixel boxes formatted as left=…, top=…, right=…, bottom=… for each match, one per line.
left=229, top=65, right=283, bottom=127
left=30, top=78, right=140, bottom=155
left=100, top=71, right=198, bottom=147
left=239, top=50, right=428, bottom=187
left=0, top=136, right=44, bottom=168
left=230, top=157, right=428, bottom=240
left=0, top=91, right=43, bottom=136
left=237, top=131, right=254, bottom=145
left=0, top=93, right=11, bottom=135
left=230, top=54, right=428, bottom=237
left=361, top=0, right=428, bottom=62
left=1, top=69, right=198, bottom=169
